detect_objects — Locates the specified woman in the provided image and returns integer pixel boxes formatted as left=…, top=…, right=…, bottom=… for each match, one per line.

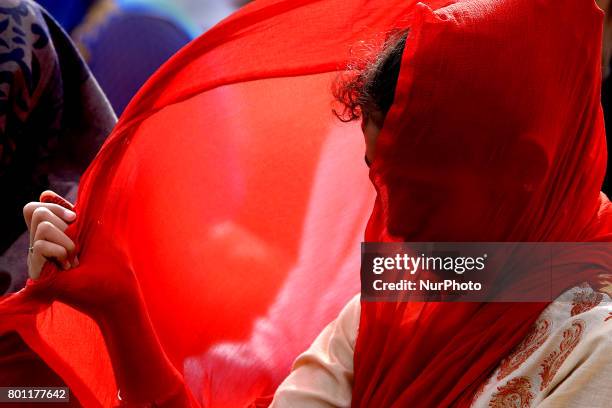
left=0, top=0, right=115, bottom=402
left=273, top=32, right=612, bottom=408
left=7, top=0, right=612, bottom=406
left=0, top=0, right=115, bottom=295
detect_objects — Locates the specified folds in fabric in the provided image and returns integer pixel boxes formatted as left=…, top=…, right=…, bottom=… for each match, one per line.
left=0, top=0, right=442, bottom=406
left=354, top=0, right=612, bottom=406
left=1, top=0, right=610, bottom=406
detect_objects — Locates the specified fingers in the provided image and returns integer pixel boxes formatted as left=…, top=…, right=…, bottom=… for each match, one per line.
left=29, top=240, right=70, bottom=280
left=40, top=190, right=74, bottom=211
left=23, top=202, right=76, bottom=231
left=33, top=221, right=76, bottom=259
left=28, top=207, right=69, bottom=246
left=23, top=191, right=78, bottom=280
left=28, top=220, right=78, bottom=280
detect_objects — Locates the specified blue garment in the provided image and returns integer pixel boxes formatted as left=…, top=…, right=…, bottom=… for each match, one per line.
left=78, top=0, right=232, bottom=114
left=81, top=11, right=192, bottom=113
left=35, top=0, right=94, bottom=32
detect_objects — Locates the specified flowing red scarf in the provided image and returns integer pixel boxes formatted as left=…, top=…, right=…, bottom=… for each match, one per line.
left=0, top=0, right=610, bottom=407
left=354, top=0, right=612, bottom=406
left=0, top=1, right=434, bottom=406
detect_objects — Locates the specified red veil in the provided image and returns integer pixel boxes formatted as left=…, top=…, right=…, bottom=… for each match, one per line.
left=355, top=0, right=612, bottom=406
left=0, top=0, right=610, bottom=407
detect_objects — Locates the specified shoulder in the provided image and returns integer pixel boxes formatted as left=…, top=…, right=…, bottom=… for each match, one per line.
left=544, top=283, right=612, bottom=344
left=338, top=294, right=361, bottom=328
left=543, top=284, right=612, bottom=370
left=522, top=284, right=612, bottom=387
left=534, top=285, right=612, bottom=407
left=471, top=284, right=612, bottom=407
left=304, top=294, right=361, bottom=357
left=271, top=295, right=360, bottom=407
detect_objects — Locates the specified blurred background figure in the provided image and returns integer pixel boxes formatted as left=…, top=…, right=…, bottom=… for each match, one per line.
left=0, top=0, right=113, bottom=399
left=0, top=0, right=116, bottom=295
left=35, top=0, right=95, bottom=32
left=53, top=0, right=248, bottom=114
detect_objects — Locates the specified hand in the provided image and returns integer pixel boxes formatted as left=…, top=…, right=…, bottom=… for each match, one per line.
left=23, top=191, right=77, bottom=280
left=23, top=190, right=139, bottom=314
left=22, top=194, right=187, bottom=405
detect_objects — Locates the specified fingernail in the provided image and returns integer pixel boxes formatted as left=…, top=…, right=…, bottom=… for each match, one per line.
left=73, top=256, right=79, bottom=267
left=64, top=210, right=76, bottom=221
left=62, top=261, right=70, bottom=270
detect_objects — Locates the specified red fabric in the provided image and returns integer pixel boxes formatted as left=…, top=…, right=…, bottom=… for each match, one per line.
left=0, top=331, right=82, bottom=408
left=0, top=0, right=436, bottom=406
left=354, top=0, right=612, bottom=407
left=0, top=0, right=609, bottom=407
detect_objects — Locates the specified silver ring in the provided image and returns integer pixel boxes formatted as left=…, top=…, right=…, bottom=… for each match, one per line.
left=28, top=245, right=34, bottom=254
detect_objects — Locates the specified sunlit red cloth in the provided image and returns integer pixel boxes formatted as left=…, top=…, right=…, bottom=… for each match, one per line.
left=0, top=0, right=435, bottom=406
left=0, top=0, right=611, bottom=407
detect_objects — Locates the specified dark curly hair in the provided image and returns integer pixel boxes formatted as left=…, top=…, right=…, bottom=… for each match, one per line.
left=332, top=31, right=408, bottom=127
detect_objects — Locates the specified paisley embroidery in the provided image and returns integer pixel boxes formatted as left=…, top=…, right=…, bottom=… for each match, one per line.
left=496, top=319, right=551, bottom=380
left=538, top=319, right=585, bottom=391
left=570, top=288, right=603, bottom=316
left=488, top=377, right=533, bottom=408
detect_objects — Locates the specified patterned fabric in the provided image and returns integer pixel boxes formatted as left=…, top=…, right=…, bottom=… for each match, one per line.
left=272, top=284, right=612, bottom=407
left=0, top=0, right=115, bottom=294
left=472, top=284, right=612, bottom=407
